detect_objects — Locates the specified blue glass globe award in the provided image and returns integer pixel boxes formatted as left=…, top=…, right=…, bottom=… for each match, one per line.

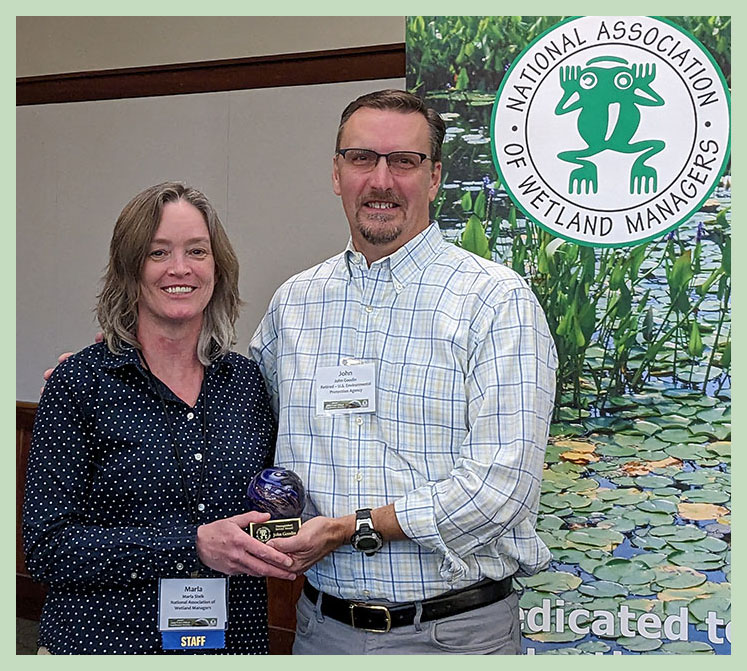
left=245, top=468, right=306, bottom=543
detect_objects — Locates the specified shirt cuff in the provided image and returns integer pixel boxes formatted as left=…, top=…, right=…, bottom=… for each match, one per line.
left=154, top=524, right=202, bottom=576
left=394, top=491, right=469, bottom=584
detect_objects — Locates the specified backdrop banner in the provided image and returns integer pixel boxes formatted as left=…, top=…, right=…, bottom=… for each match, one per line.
left=407, top=16, right=731, bottom=655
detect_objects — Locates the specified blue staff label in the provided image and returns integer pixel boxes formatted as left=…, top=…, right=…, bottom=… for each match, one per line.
left=159, top=578, right=228, bottom=650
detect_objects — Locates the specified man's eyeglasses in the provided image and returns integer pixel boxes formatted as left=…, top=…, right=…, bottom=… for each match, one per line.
left=336, top=148, right=432, bottom=175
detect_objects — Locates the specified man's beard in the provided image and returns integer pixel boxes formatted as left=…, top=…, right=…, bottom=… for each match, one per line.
left=355, top=190, right=403, bottom=245
left=356, top=213, right=402, bottom=245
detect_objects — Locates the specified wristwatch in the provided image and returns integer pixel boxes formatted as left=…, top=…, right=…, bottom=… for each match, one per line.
left=350, top=508, right=384, bottom=556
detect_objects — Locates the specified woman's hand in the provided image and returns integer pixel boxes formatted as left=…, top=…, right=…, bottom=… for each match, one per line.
left=197, top=511, right=297, bottom=580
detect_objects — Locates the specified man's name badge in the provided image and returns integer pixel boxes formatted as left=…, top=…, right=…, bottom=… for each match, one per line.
left=248, top=518, right=302, bottom=543
left=158, top=578, right=228, bottom=650
left=315, top=361, right=376, bottom=415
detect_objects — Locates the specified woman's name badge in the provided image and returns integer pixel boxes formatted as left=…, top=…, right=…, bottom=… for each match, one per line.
left=315, top=361, right=376, bottom=415
left=158, top=578, right=228, bottom=650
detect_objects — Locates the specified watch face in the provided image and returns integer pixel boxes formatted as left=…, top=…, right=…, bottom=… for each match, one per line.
left=356, top=536, right=380, bottom=551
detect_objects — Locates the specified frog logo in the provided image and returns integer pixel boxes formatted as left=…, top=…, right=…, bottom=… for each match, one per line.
left=491, top=16, right=730, bottom=247
left=556, top=56, right=665, bottom=195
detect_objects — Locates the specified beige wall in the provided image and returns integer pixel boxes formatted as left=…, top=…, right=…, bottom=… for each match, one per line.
left=16, top=16, right=404, bottom=76
left=17, top=16, right=405, bottom=400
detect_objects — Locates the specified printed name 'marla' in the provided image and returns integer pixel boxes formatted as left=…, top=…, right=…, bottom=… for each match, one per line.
left=492, top=16, right=730, bottom=248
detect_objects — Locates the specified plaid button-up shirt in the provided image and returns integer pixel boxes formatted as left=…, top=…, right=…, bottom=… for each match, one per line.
left=250, top=223, right=557, bottom=602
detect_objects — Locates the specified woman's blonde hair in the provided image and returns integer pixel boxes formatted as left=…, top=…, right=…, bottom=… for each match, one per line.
left=97, top=182, right=241, bottom=365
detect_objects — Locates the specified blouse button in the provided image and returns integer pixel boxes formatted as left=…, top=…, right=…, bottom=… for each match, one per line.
left=197, top=503, right=206, bottom=512
left=131, top=571, right=138, bottom=579
left=355, top=416, right=364, bottom=426
left=355, top=472, right=363, bottom=482
left=365, top=305, right=374, bottom=313
left=176, top=562, right=184, bottom=571
left=195, top=453, right=203, bottom=461
left=187, top=412, right=195, bottom=420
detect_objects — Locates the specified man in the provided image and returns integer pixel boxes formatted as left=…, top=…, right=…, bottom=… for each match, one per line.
left=249, top=89, right=557, bottom=654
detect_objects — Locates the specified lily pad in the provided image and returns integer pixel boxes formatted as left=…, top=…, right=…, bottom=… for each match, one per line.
left=650, top=524, right=706, bottom=542
left=653, top=565, right=707, bottom=589
left=618, top=636, right=663, bottom=652
left=651, top=487, right=683, bottom=498
left=626, top=420, right=661, bottom=436
left=658, top=429, right=694, bottom=443
left=537, top=514, right=565, bottom=530
left=662, top=388, right=702, bottom=399
left=690, top=422, right=730, bottom=440
left=634, top=474, right=674, bottom=489
left=668, top=536, right=728, bottom=553
left=637, top=499, right=678, bottom=514
left=660, top=641, right=714, bottom=654
left=675, top=469, right=723, bottom=486
left=705, top=440, right=731, bottom=457
left=566, top=528, right=625, bottom=549
left=678, top=502, right=730, bottom=521
left=596, top=488, right=648, bottom=505
left=543, top=492, right=593, bottom=510
left=576, top=640, right=611, bottom=654
left=567, top=478, right=600, bottom=493
left=524, top=630, right=586, bottom=643
left=641, top=437, right=670, bottom=451
left=682, top=488, right=730, bottom=505
left=520, top=571, right=582, bottom=593
left=631, top=533, right=667, bottom=551
left=595, top=517, right=637, bottom=534
left=665, top=443, right=711, bottom=460
left=550, top=423, right=586, bottom=437
left=697, top=408, right=728, bottom=423
left=593, top=558, right=656, bottom=586
left=688, top=595, right=730, bottom=623
left=551, top=548, right=588, bottom=564
left=667, top=550, right=724, bottom=571
left=577, top=580, right=628, bottom=598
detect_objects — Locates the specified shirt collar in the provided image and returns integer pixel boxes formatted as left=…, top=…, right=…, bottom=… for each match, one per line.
left=101, top=342, right=228, bottom=377
left=341, top=222, right=445, bottom=292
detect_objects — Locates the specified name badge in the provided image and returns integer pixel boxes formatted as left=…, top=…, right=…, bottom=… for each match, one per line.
left=315, top=360, right=376, bottom=415
left=158, top=578, right=228, bottom=650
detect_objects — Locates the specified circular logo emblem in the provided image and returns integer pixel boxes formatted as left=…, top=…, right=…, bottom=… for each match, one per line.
left=492, top=16, right=730, bottom=247
left=255, top=526, right=272, bottom=543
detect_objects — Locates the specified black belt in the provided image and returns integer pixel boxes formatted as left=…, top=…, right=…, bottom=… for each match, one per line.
left=303, top=576, right=514, bottom=633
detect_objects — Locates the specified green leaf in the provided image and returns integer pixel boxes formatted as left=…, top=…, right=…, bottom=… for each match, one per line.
left=720, top=340, right=731, bottom=369
left=669, top=250, right=694, bottom=293
left=687, top=319, right=704, bottom=358
left=474, top=189, right=487, bottom=219
left=455, top=66, right=469, bottom=90
left=460, top=191, right=472, bottom=212
left=459, top=215, right=491, bottom=259
left=643, top=307, right=654, bottom=341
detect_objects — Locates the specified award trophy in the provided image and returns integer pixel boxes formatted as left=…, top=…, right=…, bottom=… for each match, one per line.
left=245, top=467, right=306, bottom=543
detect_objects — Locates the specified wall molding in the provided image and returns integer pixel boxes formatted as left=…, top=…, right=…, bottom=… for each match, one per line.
left=17, top=43, right=406, bottom=106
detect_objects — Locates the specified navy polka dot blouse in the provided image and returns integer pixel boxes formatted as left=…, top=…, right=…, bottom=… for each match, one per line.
left=23, top=342, right=276, bottom=654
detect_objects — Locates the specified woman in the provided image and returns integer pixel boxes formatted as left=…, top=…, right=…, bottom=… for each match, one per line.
left=23, top=182, right=295, bottom=654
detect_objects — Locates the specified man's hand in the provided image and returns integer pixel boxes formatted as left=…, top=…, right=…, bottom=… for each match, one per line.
left=42, top=352, right=74, bottom=393
left=41, top=333, right=104, bottom=395
left=197, top=511, right=297, bottom=580
left=267, top=515, right=352, bottom=574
